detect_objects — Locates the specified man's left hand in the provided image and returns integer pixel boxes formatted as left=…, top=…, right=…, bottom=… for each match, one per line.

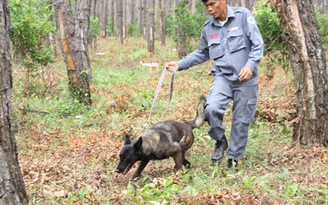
left=238, top=67, right=253, bottom=81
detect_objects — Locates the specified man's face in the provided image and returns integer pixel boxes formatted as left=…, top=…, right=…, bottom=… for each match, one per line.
left=204, top=0, right=227, bottom=20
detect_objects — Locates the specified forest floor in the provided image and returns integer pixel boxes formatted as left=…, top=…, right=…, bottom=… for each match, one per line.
left=12, top=37, right=328, bottom=204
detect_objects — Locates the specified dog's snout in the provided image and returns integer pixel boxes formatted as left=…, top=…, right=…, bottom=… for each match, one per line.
left=115, top=168, right=121, bottom=173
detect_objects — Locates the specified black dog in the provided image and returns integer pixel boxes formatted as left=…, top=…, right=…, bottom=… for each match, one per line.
left=115, top=96, right=206, bottom=179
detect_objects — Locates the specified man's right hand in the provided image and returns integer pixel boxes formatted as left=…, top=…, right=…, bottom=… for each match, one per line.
left=165, top=62, right=179, bottom=73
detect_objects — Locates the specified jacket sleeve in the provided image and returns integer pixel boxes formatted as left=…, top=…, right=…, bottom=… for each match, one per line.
left=243, top=10, right=264, bottom=72
left=176, top=29, right=210, bottom=70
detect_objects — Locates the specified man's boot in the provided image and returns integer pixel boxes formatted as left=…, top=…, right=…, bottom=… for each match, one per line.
left=211, top=135, right=228, bottom=164
left=227, top=159, right=240, bottom=172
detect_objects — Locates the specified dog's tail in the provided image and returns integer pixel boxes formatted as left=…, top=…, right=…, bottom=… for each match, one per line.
left=186, top=95, right=206, bottom=129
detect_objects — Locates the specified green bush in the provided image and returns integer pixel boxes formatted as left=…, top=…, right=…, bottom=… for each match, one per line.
left=10, top=0, right=54, bottom=68
left=254, top=0, right=285, bottom=54
left=166, top=0, right=207, bottom=53
left=314, top=6, right=328, bottom=47
left=127, top=23, right=142, bottom=37
left=89, top=17, right=100, bottom=38
left=254, top=0, right=289, bottom=75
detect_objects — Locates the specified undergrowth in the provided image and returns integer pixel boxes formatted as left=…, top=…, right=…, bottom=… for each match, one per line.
left=12, top=37, right=328, bottom=204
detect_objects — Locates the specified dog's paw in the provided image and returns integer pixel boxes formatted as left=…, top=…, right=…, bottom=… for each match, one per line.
left=174, top=165, right=183, bottom=170
left=131, top=174, right=142, bottom=181
left=183, top=159, right=191, bottom=168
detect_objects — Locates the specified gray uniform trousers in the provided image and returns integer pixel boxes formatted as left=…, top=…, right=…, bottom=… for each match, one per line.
left=205, top=75, right=258, bottom=161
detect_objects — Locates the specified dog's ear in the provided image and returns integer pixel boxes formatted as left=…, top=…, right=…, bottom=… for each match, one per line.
left=124, top=134, right=131, bottom=145
left=133, top=137, right=142, bottom=150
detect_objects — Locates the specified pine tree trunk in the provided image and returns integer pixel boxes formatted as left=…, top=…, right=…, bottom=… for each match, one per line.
left=0, top=0, right=29, bottom=204
left=100, top=0, right=108, bottom=37
left=191, top=0, right=198, bottom=13
left=110, top=0, right=115, bottom=36
left=142, top=0, right=147, bottom=39
left=273, top=0, right=328, bottom=147
left=91, top=0, right=96, bottom=17
left=123, top=0, right=127, bottom=38
left=147, top=0, right=155, bottom=53
left=89, top=0, right=97, bottom=49
left=138, top=0, right=143, bottom=34
left=53, top=0, right=92, bottom=106
left=155, top=0, right=160, bottom=35
left=176, top=0, right=188, bottom=58
left=129, top=0, right=135, bottom=24
left=117, top=0, right=124, bottom=44
left=159, top=0, right=166, bottom=45
left=96, top=0, right=103, bottom=20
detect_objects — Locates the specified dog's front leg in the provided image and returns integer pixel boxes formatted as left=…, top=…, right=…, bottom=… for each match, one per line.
left=132, top=159, right=150, bottom=179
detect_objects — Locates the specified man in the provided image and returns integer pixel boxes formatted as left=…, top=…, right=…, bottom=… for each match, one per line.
left=166, top=0, right=264, bottom=169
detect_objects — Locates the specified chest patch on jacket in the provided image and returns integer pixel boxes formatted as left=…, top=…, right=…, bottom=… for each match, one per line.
left=209, top=32, right=219, bottom=39
left=228, top=26, right=238, bottom=32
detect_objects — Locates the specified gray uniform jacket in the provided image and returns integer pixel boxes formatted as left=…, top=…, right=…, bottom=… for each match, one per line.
left=177, top=5, right=264, bottom=86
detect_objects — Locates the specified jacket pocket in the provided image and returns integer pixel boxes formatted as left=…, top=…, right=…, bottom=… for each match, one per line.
left=242, top=98, right=257, bottom=124
left=228, top=30, right=246, bottom=53
left=208, top=38, right=224, bottom=60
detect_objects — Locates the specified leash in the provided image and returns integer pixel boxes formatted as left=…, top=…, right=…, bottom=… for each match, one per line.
left=145, top=67, right=176, bottom=129
left=159, top=70, right=176, bottom=120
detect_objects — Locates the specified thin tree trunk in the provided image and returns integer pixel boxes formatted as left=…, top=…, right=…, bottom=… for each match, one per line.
left=53, top=0, right=92, bottom=106
left=123, top=0, right=126, bottom=38
left=142, top=0, right=147, bottom=39
left=90, top=0, right=97, bottom=49
left=147, top=0, right=155, bottom=53
left=91, top=0, right=96, bottom=17
left=138, top=0, right=143, bottom=34
left=110, top=0, right=115, bottom=36
left=272, top=0, right=328, bottom=146
left=100, top=0, right=108, bottom=37
left=191, top=0, right=198, bottom=13
left=130, top=0, right=135, bottom=24
left=167, top=0, right=174, bottom=16
left=96, top=0, right=103, bottom=21
left=0, top=0, right=29, bottom=204
left=176, top=0, right=188, bottom=58
left=46, top=0, right=59, bottom=57
left=159, top=0, right=166, bottom=45
left=117, top=0, right=123, bottom=44
left=155, top=0, right=160, bottom=36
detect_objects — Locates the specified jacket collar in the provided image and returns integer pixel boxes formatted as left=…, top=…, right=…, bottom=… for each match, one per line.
left=210, top=5, right=235, bottom=27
